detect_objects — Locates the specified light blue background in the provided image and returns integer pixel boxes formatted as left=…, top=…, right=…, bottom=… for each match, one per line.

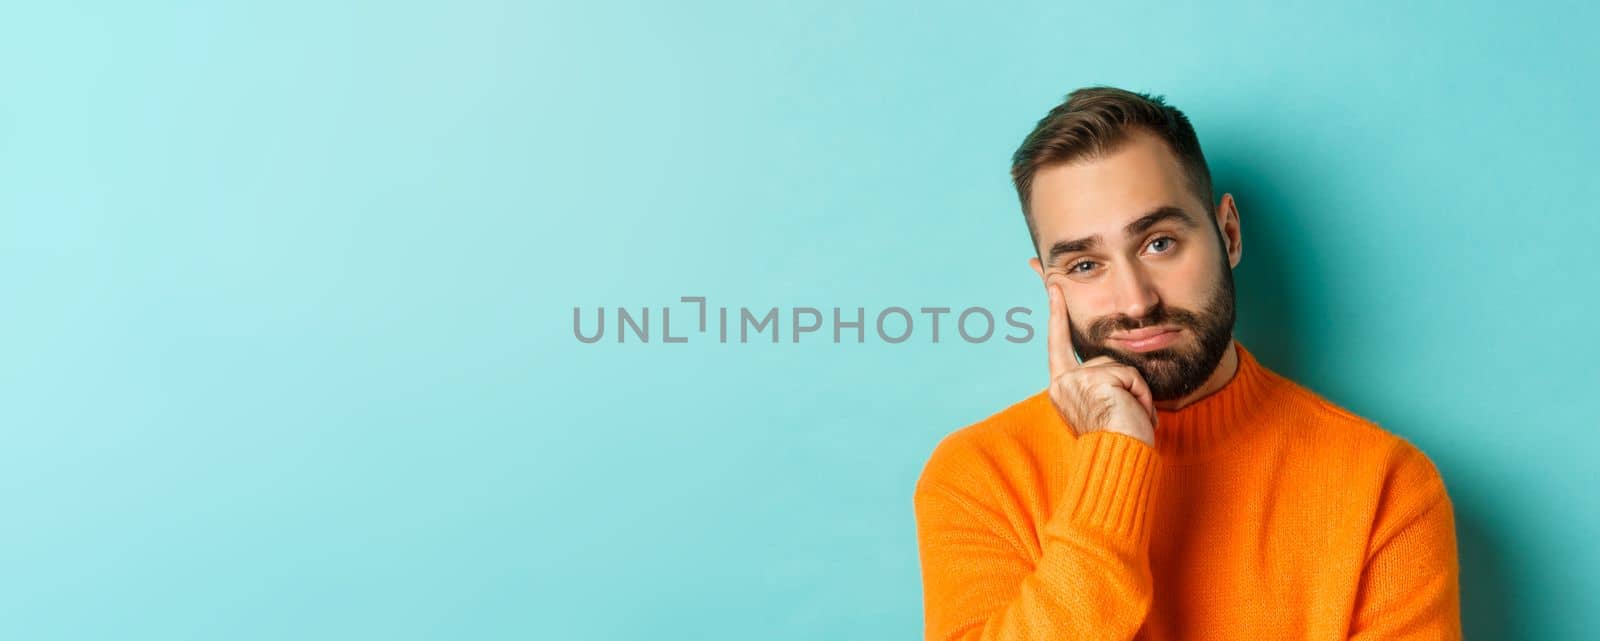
left=2, top=1, right=1595, bottom=639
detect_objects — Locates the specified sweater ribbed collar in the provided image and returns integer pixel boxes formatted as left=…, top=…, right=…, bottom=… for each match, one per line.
left=1037, top=340, right=1282, bottom=462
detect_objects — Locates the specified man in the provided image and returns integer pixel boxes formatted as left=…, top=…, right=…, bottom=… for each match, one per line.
left=912, top=86, right=1461, bottom=640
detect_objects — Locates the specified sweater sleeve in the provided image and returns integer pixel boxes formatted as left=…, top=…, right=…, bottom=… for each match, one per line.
left=914, top=431, right=1164, bottom=641
left=1346, top=442, right=1462, bottom=640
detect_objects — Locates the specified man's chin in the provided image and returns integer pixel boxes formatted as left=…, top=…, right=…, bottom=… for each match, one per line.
left=1120, top=352, right=1186, bottom=380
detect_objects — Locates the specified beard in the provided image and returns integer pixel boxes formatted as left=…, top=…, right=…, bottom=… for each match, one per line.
left=1068, top=248, right=1236, bottom=401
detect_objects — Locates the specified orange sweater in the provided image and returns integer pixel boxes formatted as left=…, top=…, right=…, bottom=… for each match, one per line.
left=913, top=341, right=1460, bottom=640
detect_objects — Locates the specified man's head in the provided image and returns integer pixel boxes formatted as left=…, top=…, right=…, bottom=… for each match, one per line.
left=1016, top=86, right=1243, bottom=401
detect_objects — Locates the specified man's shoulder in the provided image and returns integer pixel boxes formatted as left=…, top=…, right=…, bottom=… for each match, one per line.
left=1265, top=369, right=1448, bottom=492
left=1267, top=374, right=1455, bottom=543
left=914, top=389, right=1055, bottom=496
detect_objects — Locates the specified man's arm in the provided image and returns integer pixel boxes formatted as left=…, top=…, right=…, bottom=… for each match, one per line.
left=1346, top=441, right=1462, bottom=640
left=914, top=431, right=1163, bottom=641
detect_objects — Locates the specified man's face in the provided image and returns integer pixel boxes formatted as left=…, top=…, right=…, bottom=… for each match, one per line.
left=1026, top=128, right=1239, bottom=401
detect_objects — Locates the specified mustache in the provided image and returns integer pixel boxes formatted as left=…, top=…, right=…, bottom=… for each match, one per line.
left=1087, top=303, right=1204, bottom=342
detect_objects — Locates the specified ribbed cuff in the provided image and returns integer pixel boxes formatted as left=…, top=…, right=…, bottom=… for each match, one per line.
left=1048, top=431, right=1163, bottom=549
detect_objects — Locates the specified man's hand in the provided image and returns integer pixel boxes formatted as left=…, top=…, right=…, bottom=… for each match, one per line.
left=1046, top=280, right=1159, bottom=447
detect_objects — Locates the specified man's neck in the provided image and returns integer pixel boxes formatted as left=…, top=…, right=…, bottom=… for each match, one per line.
left=1153, top=337, right=1239, bottom=412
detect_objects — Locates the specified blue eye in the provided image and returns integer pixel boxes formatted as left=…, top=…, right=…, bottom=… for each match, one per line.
left=1148, top=236, right=1176, bottom=253
left=1068, top=260, right=1095, bottom=273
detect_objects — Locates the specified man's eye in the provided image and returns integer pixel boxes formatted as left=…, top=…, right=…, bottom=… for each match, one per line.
left=1068, top=260, right=1095, bottom=273
left=1148, top=236, right=1176, bottom=253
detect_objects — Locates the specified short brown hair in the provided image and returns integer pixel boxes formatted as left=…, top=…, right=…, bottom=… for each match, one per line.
left=1010, top=86, right=1215, bottom=252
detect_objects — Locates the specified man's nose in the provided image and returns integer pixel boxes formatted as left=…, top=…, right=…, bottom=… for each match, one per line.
left=1112, top=261, right=1161, bottom=321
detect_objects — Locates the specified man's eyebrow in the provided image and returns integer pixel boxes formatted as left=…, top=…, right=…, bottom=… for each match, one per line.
left=1126, top=205, right=1198, bottom=236
left=1046, top=235, right=1101, bottom=266
left=1046, top=206, right=1199, bottom=266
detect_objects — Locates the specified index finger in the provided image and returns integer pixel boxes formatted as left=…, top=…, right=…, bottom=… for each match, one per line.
left=1046, top=279, right=1078, bottom=377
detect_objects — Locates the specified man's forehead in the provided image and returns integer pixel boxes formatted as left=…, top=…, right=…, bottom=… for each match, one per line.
left=1029, top=133, right=1199, bottom=233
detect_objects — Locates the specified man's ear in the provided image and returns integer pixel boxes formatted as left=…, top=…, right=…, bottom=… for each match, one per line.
left=1216, top=193, right=1243, bottom=269
left=1028, top=256, right=1044, bottom=280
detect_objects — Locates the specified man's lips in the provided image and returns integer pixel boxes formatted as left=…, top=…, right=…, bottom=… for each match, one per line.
left=1107, top=326, right=1182, bottom=352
